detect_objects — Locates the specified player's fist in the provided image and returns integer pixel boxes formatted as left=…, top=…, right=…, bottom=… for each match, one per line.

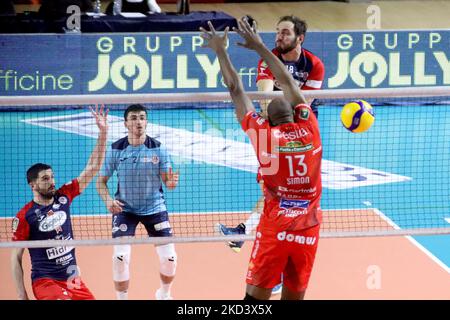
left=107, top=199, right=124, bottom=214
left=164, top=168, right=179, bottom=190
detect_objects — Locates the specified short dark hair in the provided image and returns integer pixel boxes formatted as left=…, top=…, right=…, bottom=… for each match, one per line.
left=278, top=15, right=308, bottom=38
left=124, top=104, right=147, bottom=120
left=27, top=163, right=52, bottom=183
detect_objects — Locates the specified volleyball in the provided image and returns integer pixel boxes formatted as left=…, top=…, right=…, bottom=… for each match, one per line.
left=340, top=100, right=375, bottom=133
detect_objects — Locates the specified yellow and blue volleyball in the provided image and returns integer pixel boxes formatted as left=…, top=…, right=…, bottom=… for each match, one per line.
left=340, top=100, right=375, bottom=133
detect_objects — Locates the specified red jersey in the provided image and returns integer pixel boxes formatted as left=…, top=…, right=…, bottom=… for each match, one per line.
left=12, top=179, right=80, bottom=282
left=256, top=48, right=324, bottom=91
left=241, top=104, right=322, bottom=231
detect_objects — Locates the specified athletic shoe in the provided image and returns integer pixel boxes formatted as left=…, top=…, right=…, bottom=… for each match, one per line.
left=155, top=288, right=173, bottom=300
left=271, top=283, right=282, bottom=295
left=216, top=223, right=246, bottom=253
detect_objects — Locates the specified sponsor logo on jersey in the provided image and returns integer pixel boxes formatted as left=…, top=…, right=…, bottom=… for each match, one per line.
left=280, top=199, right=310, bottom=210
left=12, top=217, right=19, bottom=232
left=299, top=108, right=310, bottom=120
left=274, top=128, right=309, bottom=140
left=278, top=141, right=313, bottom=153
left=278, top=186, right=317, bottom=194
left=278, top=199, right=310, bottom=217
left=39, top=210, right=67, bottom=232
left=151, top=155, right=160, bottom=164
left=55, top=253, right=74, bottom=266
left=46, top=245, right=74, bottom=260
left=277, top=231, right=316, bottom=245
left=294, top=71, right=309, bottom=83
left=278, top=208, right=307, bottom=217
left=52, top=203, right=61, bottom=210
left=58, top=196, right=68, bottom=205
left=312, top=145, right=322, bottom=155
left=256, top=117, right=266, bottom=126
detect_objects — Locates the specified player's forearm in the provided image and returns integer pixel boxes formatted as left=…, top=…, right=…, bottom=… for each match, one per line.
left=86, top=131, right=108, bottom=173
left=257, top=79, right=274, bottom=92
left=216, top=47, right=243, bottom=94
left=11, top=251, right=28, bottom=300
left=96, top=178, right=113, bottom=204
left=216, top=47, right=253, bottom=120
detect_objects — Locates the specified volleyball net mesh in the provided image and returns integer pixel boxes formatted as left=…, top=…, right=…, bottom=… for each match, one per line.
left=1, top=87, right=450, bottom=248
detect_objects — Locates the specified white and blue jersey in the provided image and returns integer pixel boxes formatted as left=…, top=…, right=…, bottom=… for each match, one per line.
left=100, top=136, right=172, bottom=215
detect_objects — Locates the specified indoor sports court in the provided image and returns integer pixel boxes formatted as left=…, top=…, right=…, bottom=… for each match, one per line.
left=1, top=0, right=449, bottom=300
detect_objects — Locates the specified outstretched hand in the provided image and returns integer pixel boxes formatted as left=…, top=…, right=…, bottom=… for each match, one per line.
left=90, top=104, right=109, bottom=134
left=234, top=17, right=264, bottom=51
left=200, top=21, right=229, bottom=52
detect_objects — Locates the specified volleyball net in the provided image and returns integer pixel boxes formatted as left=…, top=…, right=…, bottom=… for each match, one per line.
left=1, top=86, right=450, bottom=248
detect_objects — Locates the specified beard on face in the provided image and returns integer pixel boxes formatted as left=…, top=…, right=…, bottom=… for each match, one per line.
left=276, top=38, right=298, bottom=54
left=37, top=187, right=55, bottom=200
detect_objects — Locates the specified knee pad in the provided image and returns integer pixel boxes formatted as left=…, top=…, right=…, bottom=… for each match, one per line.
left=156, top=244, right=177, bottom=277
left=112, top=245, right=131, bottom=282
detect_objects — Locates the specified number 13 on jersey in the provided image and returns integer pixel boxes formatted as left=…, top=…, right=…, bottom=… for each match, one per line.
left=286, top=155, right=308, bottom=177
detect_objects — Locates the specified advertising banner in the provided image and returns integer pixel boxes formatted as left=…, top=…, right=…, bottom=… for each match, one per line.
left=0, top=30, right=448, bottom=96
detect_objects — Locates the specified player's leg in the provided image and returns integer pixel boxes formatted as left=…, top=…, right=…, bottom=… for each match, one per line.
left=281, top=224, right=320, bottom=300
left=142, top=211, right=177, bottom=300
left=244, top=227, right=286, bottom=300
left=245, top=284, right=273, bottom=300
left=281, top=285, right=305, bottom=300
left=112, top=213, right=139, bottom=300
left=155, top=243, right=177, bottom=300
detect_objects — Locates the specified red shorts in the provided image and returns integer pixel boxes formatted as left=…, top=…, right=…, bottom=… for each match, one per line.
left=246, top=224, right=320, bottom=292
left=32, top=277, right=95, bottom=300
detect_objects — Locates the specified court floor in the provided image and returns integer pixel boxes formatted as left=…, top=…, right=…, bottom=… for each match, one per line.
left=0, top=103, right=449, bottom=299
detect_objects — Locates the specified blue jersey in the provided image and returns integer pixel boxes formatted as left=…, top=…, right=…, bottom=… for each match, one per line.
left=100, top=136, right=172, bottom=215
left=12, top=179, right=80, bottom=282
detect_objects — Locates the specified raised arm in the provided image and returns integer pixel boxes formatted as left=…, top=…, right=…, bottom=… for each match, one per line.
left=11, top=248, right=29, bottom=300
left=235, top=19, right=306, bottom=107
left=77, top=105, right=109, bottom=193
left=200, top=21, right=255, bottom=123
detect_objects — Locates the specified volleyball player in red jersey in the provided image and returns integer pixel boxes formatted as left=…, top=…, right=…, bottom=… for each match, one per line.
left=218, top=15, right=324, bottom=257
left=11, top=106, right=108, bottom=300
left=201, top=19, right=323, bottom=300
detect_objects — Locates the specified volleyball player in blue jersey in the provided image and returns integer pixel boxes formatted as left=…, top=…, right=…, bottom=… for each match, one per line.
left=96, top=104, right=179, bottom=300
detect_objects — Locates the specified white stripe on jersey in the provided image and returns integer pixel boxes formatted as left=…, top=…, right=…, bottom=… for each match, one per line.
left=305, top=80, right=323, bottom=89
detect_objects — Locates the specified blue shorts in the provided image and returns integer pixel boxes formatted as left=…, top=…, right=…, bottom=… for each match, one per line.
left=112, top=211, right=172, bottom=238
